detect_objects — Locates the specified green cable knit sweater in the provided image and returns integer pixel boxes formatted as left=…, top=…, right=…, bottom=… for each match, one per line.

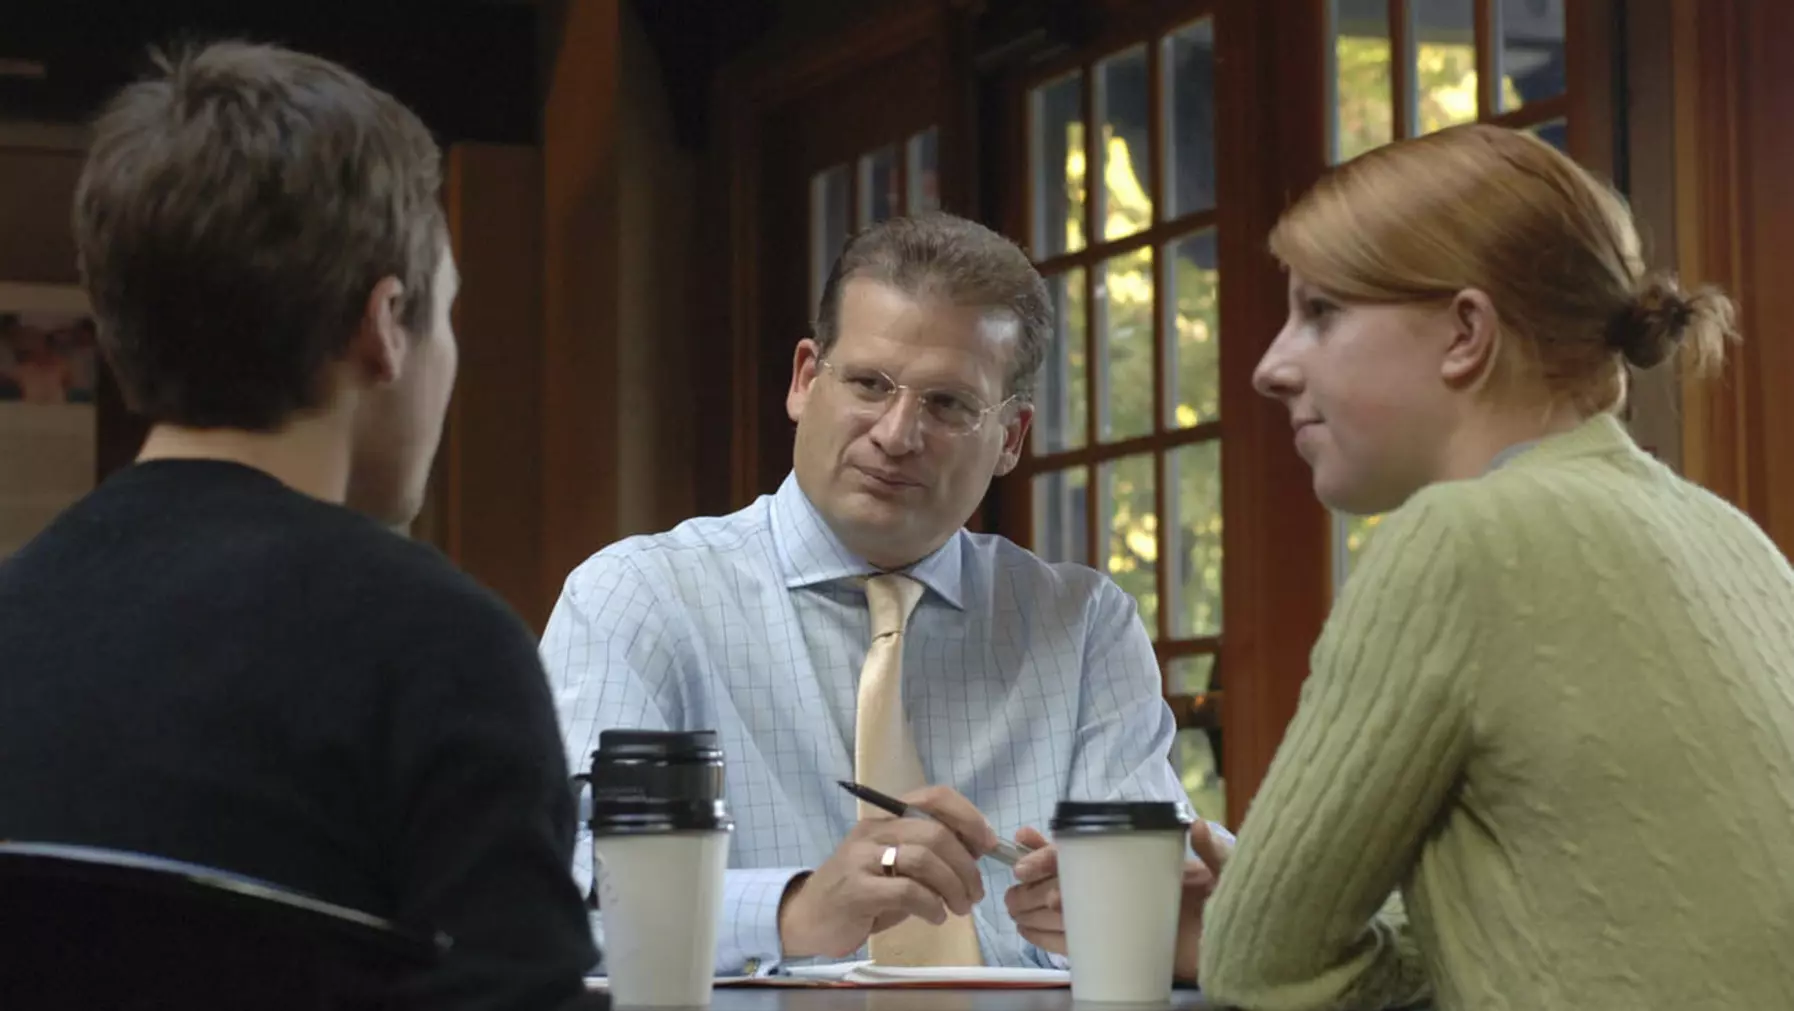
left=1199, top=414, right=1794, bottom=1010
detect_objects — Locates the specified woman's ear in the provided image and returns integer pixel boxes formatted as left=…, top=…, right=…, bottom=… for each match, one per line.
left=1440, top=288, right=1500, bottom=388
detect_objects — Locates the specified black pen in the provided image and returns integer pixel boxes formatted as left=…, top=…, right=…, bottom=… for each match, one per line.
left=836, top=779, right=1035, bottom=867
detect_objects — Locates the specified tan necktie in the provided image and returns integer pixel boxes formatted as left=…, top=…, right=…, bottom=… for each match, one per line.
left=856, top=573, right=982, bottom=967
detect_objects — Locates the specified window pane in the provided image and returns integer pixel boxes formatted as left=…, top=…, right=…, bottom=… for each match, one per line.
left=1101, top=453, right=1158, bottom=636
left=1497, top=0, right=1566, bottom=113
left=1098, top=248, right=1153, bottom=443
left=1168, top=440, right=1222, bottom=637
left=1414, top=0, right=1479, bottom=136
left=856, top=146, right=898, bottom=227
left=1330, top=0, right=1393, bottom=162
left=1163, top=19, right=1216, bottom=219
left=1167, top=654, right=1215, bottom=695
left=1176, top=728, right=1225, bottom=825
left=1030, top=71, right=1086, bottom=258
left=1528, top=118, right=1568, bottom=154
left=1165, top=231, right=1219, bottom=429
left=809, top=164, right=849, bottom=310
left=906, top=127, right=940, bottom=213
left=1035, top=268, right=1088, bottom=454
left=1096, top=45, right=1152, bottom=241
left=1033, top=467, right=1089, bottom=565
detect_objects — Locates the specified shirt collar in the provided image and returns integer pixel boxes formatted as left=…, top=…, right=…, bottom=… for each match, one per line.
left=770, top=472, right=967, bottom=611
left=1486, top=439, right=1537, bottom=473
left=1486, top=414, right=1641, bottom=475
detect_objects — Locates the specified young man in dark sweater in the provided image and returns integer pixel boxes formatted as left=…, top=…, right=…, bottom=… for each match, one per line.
left=0, top=42, right=603, bottom=1010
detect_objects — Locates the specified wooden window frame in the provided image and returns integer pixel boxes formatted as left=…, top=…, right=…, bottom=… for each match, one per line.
left=1006, top=8, right=1227, bottom=717
left=995, top=0, right=1615, bottom=825
left=808, top=128, right=945, bottom=319
left=995, top=0, right=1336, bottom=827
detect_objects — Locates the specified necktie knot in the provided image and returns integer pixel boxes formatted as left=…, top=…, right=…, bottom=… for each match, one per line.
left=866, top=573, right=925, bottom=640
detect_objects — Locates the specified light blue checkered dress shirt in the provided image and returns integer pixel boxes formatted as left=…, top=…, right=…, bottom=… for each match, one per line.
left=543, top=473, right=1205, bottom=975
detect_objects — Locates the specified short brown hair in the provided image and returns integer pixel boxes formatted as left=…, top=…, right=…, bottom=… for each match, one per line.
left=813, top=212, right=1051, bottom=400
left=1271, top=123, right=1736, bottom=414
left=74, top=40, right=447, bottom=430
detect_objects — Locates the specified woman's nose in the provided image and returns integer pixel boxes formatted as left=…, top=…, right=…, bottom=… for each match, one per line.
left=1253, top=330, right=1302, bottom=400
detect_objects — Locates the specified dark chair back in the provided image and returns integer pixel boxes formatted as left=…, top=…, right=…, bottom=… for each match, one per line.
left=0, top=842, right=444, bottom=1010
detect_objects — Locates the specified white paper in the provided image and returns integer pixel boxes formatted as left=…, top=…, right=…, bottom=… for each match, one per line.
left=588, top=961, right=1072, bottom=989
left=786, top=960, right=1070, bottom=985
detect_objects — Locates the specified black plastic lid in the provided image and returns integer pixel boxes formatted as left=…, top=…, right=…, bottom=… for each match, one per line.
left=594, top=729, right=724, bottom=765
left=1049, top=800, right=1194, bottom=835
left=585, top=729, right=732, bottom=835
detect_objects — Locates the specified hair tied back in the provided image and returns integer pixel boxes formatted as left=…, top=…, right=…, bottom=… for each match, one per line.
left=1606, top=271, right=1737, bottom=374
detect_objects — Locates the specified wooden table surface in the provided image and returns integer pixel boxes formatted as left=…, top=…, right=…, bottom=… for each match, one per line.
left=607, top=987, right=1210, bottom=1009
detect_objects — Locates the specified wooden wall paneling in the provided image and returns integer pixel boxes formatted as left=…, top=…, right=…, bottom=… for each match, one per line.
left=693, top=80, right=739, bottom=519
left=1565, top=0, right=1618, bottom=181
left=440, top=143, right=549, bottom=629
left=0, top=139, right=82, bottom=285
left=939, top=3, right=981, bottom=221
left=1669, top=0, right=1744, bottom=510
left=1620, top=0, right=1685, bottom=472
left=615, top=5, right=702, bottom=537
left=1731, top=0, right=1794, bottom=554
left=1662, top=0, right=1794, bottom=558
left=752, top=107, right=812, bottom=498
left=541, top=0, right=623, bottom=607
left=1211, top=0, right=1332, bottom=827
left=721, top=61, right=766, bottom=514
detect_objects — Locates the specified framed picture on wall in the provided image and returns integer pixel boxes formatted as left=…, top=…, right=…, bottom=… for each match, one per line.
left=0, top=281, right=98, bottom=560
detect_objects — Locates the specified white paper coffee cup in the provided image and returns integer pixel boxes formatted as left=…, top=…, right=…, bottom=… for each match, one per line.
left=594, top=830, right=730, bottom=1007
left=1052, top=800, right=1193, bottom=1005
left=582, top=730, right=735, bottom=1008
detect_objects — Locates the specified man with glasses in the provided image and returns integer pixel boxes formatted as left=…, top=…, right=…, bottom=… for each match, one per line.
left=544, top=211, right=1222, bottom=975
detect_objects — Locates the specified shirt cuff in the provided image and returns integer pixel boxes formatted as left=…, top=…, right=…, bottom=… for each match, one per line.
left=718, top=866, right=809, bottom=976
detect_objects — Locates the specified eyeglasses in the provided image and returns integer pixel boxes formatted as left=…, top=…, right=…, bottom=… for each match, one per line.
left=817, top=358, right=1016, bottom=437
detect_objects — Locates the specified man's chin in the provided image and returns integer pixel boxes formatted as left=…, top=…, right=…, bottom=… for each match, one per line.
left=826, top=492, right=915, bottom=543
left=837, top=488, right=911, bottom=527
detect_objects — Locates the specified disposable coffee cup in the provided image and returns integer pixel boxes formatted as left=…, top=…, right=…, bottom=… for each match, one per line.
left=1051, top=800, right=1193, bottom=1005
left=584, top=729, right=734, bottom=1008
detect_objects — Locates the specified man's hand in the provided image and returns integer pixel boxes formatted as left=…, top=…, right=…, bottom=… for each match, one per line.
left=1004, top=826, right=1065, bottom=954
left=1172, top=818, right=1233, bottom=980
left=778, top=785, right=999, bottom=960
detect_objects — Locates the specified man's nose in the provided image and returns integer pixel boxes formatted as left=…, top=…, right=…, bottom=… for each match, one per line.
left=869, top=392, right=926, bottom=455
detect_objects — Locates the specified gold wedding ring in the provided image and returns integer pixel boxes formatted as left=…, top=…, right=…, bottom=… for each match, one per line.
left=881, top=844, right=899, bottom=877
